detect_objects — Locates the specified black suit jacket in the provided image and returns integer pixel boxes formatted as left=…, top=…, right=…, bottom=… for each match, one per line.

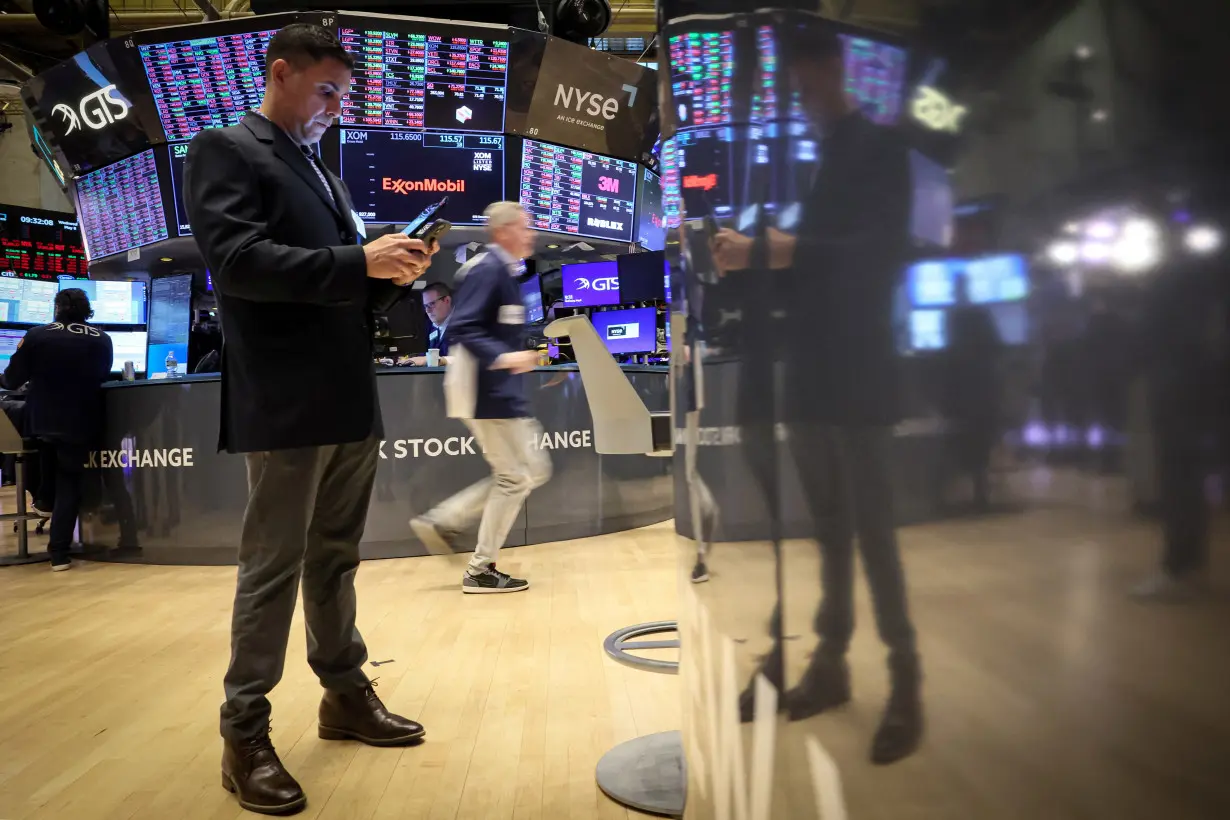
left=184, top=113, right=402, bottom=453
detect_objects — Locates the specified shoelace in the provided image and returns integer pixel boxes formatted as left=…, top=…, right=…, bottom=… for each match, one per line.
left=244, top=725, right=277, bottom=758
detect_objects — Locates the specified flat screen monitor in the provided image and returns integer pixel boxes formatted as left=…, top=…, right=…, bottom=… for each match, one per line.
left=137, top=20, right=283, bottom=144
left=518, top=139, right=637, bottom=242
left=74, top=149, right=169, bottom=261
left=909, top=309, right=945, bottom=351
left=338, top=128, right=505, bottom=225
left=636, top=168, right=665, bottom=251
left=910, top=150, right=954, bottom=247
left=520, top=274, right=544, bottom=323
left=906, top=259, right=958, bottom=307
left=107, top=330, right=148, bottom=373
left=337, top=17, right=510, bottom=134
left=965, top=254, right=1028, bottom=304
left=591, top=307, right=658, bottom=355
left=561, top=260, right=620, bottom=307
left=20, top=40, right=163, bottom=175
left=167, top=142, right=192, bottom=236
left=0, top=329, right=27, bottom=372
left=1, top=205, right=87, bottom=280
left=671, top=127, right=742, bottom=220
left=505, top=30, right=658, bottom=163
left=668, top=30, right=736, bottom=129
left=616, top=250, right=666, bottom=302
left=63, top=279, right=148, bottom=326
left=0, top=279, right=58, bottom=325
left=839, top=34, right=909, bottom=126
left=147, top=274, right=192, bottom=376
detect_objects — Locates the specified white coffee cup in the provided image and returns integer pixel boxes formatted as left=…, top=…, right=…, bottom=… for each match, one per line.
left=426, top=348, right=440, bottom=367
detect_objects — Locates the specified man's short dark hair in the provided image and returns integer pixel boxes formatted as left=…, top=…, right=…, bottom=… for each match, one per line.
left=266, top=23, right=355, bottom=77
left=54, top=288, right=92, bottom=324
left=424, top=282, right=452, bottom=300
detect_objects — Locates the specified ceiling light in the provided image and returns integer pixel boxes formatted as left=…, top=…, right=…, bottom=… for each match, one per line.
left=1047, top=241, right=1080, bottom=266
left=1075, top=44, right=1093, bottom=60
left=1185, top=225, right=1222, bottom=254
left=159, top=257, right=173, bottom=262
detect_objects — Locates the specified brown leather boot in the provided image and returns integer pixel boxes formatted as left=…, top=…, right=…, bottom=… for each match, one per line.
left=318, top=681, right=426, bottom=746
left=221, top=729, right=306, bottom=816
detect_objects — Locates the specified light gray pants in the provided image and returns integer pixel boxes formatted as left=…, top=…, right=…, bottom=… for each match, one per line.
left=220, top=437, right=377, bottom=742
left=427, top=417, right=552, bottom=572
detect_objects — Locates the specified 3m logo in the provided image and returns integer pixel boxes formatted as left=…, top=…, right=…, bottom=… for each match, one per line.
left=683, top=174, right=718, bottom=192
left=574, top=276, right=619, bottom=291
left=598, top=176, right=621, bottom=194
left=52, top=84, right=130, bottom=135
left=553, top=83, right=639, bottom=121
left=382, top=178, right=467, bottom=194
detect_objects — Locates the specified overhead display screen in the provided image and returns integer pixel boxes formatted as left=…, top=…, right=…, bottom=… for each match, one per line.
left=561, top=260, right=620, bottom=308
left=840, top=34, right=908, bottom=126
left=338, top=128, right=505, bottom=225
left=338, top=19, right=509, bottom=133
left=518, top=140, right=636, bottom=243
left=635, top=169, right=664, bottom=251
left=74, top=149, right=169, bottom=260
left=139, top=26, right=279, bottom=144
left=1, top=206, right=87, bottom=280
left=19, top=40, right=163, bottom=175
left=668, top=30, right=736, bottom=129
left=671, top=127, right=743, bottom=220
left=0, top=279, right=58, bottom=325
left=167, top=142, right=192, bottom=236
left=63, top=279, right=148, bottom=326
left=505, top=30, right=659, bottom=164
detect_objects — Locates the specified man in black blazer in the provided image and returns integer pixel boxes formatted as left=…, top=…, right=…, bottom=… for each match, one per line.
left=184, top=24, right=435, bottom=816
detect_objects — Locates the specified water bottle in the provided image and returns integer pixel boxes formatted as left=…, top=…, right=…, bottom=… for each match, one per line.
left=165, top=351, right=179, bottom=378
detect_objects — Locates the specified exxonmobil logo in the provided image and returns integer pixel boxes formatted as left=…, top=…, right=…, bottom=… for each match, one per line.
left=383, top=178, right=466, bottom=194
left=683, top=174, right=718, bottom=191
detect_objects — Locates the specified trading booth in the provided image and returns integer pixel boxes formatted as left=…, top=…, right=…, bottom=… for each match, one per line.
left=17, top=11, right=672, bottom=564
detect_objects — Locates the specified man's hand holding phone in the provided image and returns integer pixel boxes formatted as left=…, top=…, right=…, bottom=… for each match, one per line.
left=364, top=233, right=437, bottom=285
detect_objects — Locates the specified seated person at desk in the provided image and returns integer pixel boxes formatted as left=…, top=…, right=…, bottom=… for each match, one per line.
left=1, top=288, right=113, bottom=571
left=408, top=282, right=452, bottom=366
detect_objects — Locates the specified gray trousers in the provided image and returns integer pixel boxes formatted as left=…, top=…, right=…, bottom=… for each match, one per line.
left=427, top=417, right=552, bottom=572
left=220, top=437, right=377, bottom=742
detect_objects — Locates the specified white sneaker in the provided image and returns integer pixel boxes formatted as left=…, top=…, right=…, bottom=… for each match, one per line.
left=1130, top=572, right=1201, bottom=603
left=51, top=560, right=72, bottom=573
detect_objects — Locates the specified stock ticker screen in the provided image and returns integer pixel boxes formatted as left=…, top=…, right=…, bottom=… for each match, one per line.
left=840, top=34, right=908, bottom=126
left=518, top=140, right=637, bottom=243
left=74, top=149, right=169, bottom=260
left=139, top=28, right=277, bottom=144
left=0, top=206, right=87, bottom=280
left=167, top=142, right=191, bottom=236
left=338, top=128, right=505, bottom=224
left=338, top=22, right=508, bottom=133
left=668, top=31, right=735, bottom=129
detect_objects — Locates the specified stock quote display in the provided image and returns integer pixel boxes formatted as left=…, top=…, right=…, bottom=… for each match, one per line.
left=139, top=28, right=277, bottom=144
left=668, top=31, right=735, bottom=129
left=167, top=142, right=191, bottom=236
left=1, top=206, right=87, bottom=280
left=338, top=128, right=505, bottom=225
left=519, top=140, right=637, bottom=242
left=840, top=34, right=908, bottom=125
left=338, top=23, right=508, bottom=133
left=74, top=149, right=168, bottom=260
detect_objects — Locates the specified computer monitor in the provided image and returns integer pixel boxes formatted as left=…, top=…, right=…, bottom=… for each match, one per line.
left=636, top=168, right=665, bottom=251
left=520, top=274, right=544, bottom=323
left=591, top=307, right=659, bottom=355
left=73, top=149, right=169, bottom=261
left=61, top=279, right=148, bottom=326
left=147, top=274, right=192, bottom=376
left=561, top=260, right=620, bottom=307
left=906, top=259, right=959, bottom=307
left=909, top=309, right=945, bottom=350
left=0, top=279, right=58, bottom=325
left=518, top=139, right=637, bottom=242
left=616, top=250, right=667, bottom=302
left=965, top=254, right=1029, bottom=304
left=0, top=329, right=26, bottom=372
left=106, top=330, right=148, bottom=373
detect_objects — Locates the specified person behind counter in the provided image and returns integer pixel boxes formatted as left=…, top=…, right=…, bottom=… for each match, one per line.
left=1, top=288, right=112, bottom=571
left=409, top=282, right=452, bottom=366
left=183, top=22, right=435, bottom=816
left=411, top=201, right=551, bottom=594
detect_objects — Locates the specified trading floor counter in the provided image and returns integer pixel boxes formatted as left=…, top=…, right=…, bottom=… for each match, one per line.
left=79, top=365, right=672, bottom=565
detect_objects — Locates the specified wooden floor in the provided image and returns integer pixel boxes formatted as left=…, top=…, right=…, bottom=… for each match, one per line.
left=2, top=473, right=1230, bottom=820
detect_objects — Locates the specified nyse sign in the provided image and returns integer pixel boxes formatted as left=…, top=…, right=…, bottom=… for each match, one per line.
left=911, top=86, right=967, bottom=134
left=51, top=84, right=131, bottom=135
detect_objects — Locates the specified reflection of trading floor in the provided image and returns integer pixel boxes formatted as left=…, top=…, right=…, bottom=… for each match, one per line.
left=2, top=473, right=1229, bottom=819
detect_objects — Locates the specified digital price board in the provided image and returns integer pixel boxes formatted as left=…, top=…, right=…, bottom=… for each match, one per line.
left=338, top=128, right=505, bottom=225
left=0, top=205, right=87, bottom=280
left=74, top=149, right=169, bottom=260
left=338, top=20, right=509, bottom=133
left=668, top=31, right=735, bottom=129
left=518, top=140, right=637, bottom=243
left=139, top=27, right=278, bottom=144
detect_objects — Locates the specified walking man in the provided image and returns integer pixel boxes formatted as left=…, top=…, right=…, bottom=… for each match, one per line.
left=411, top=202, right=551, bottom=593
left=184, top=23, right=436, bottom=815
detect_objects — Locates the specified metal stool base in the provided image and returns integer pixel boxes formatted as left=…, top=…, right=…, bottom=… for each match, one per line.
left=596, top=731, right=686, bottom=817
left=0, top=550, right=50, bottom=567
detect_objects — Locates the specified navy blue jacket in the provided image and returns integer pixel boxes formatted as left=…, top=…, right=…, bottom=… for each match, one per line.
left=1, top=322, right=113, bottom=444
left=428, top=323, right=450, bottom=357
left=446, top=246, right=530, bottom=419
